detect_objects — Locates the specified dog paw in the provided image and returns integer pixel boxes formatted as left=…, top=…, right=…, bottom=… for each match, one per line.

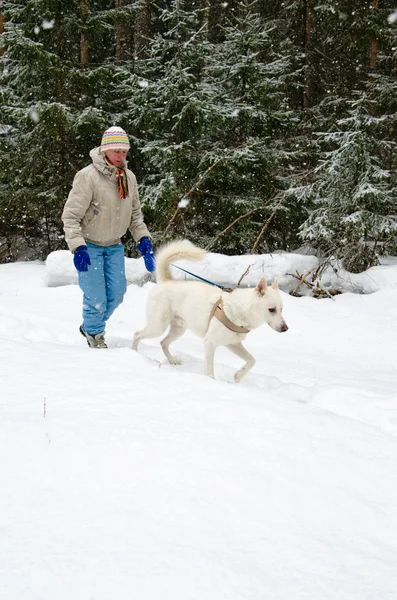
left=234, top=370, right=244, bottom=383
left=169, top=357, right=182, bottom=366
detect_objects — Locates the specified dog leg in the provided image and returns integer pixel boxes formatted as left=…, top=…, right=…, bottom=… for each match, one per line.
left=226, top=342, right=256, bottom=383
left=204, top=341, right=216, bottom=378
left=132, top=331, right=143, bottom=351
left=132, top=317, right=169, bottom=351
left=160, top=317, right=186, bottom=365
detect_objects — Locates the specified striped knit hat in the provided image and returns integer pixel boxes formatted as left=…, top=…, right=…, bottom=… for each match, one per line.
left=100, top=126, right=130, bottom=152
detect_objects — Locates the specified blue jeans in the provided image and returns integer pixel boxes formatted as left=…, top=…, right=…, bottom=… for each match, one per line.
left=78, top=242, right=127, bottom=335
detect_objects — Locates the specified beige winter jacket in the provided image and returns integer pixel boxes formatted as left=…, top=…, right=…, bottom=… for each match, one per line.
left=62, top=147, right=150, bottom=252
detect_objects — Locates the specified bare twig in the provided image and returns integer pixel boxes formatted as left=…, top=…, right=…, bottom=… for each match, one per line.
left=249, top=203, right=281, bottom=255
left=205, top=201, right=270, bottom=251
left=228, top=196, right=284, bottom=287
left=161, top=157, right=227, bottom=243
left=161, top=143, right=261, bottom=244
left=237, top=264, right=252, bottom=288
left=161, top=206, right=181, bottom=242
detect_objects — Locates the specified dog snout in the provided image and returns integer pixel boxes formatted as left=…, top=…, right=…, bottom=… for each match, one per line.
left=278, top=322, right=288, bottom=332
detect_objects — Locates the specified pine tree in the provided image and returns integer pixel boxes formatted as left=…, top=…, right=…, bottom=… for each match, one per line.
left=296, top=1, right=397, bottom=271
left=198, top=0, right=303, bottom=253
left=298, top=89, right=396, bottom=271
left=0, top=0, right=395, bottom=265
left=126, top=0, right=304, bottom=254
left=126, top=0, right=222, bottom=250
left=0, top=0, right=141, bottom=259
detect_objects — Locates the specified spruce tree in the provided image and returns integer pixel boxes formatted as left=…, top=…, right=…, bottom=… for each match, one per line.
left=126, top=0, right=221, bottom=250
left=199, top=0, right=303, bottom=253
left=296, top=0, right=397, bottom=271
left=0, top=0, right=140, bottom=258
left=298, top=88, right=396, bottom=271
left=0, top=0, right=395, bottom=265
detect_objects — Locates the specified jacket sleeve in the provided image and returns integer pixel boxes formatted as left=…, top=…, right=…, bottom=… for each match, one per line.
left=128, top=174, right=151, bottom=242
left=62, top=170, right=93, bottom=252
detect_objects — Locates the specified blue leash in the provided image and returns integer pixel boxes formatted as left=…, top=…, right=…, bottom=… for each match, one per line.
left=170, top=264, right=232, bottom=292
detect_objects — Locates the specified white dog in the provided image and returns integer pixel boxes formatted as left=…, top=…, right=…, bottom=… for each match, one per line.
left=132, top=240, right=288, bottom=382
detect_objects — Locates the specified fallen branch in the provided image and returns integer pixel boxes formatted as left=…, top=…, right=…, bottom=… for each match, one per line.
left=288, top=269, right=341, bottom=300
left=290, top=267, right=317, bottom=296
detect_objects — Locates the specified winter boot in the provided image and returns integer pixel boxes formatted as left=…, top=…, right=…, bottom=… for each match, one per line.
left=79, top=326, right=107, bottom=349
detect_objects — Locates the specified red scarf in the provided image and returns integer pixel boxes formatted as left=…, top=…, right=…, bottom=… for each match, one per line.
left=105, top=156, right=129, bottom=199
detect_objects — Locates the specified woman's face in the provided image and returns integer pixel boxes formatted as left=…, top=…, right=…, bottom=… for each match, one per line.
left=105, top=149, right=128, bottom=167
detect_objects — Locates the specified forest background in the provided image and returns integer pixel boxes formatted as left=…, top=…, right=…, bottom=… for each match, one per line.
left=0, top=0, right=396, bottom=273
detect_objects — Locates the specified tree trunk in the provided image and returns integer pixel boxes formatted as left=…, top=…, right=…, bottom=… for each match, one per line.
left=369, top=0, right=378, bottom=69
left=207, top=0, right=222, bottom=43
left=80, top=0, right=89, bottom=68
left=369, top=0, right=379, bottom=116
left=303, top=0, right=311, bottom=109
left=0, top=14, right=5, bottom=56
left=115, top=0, right=136, bottom=62
left=134, top=0, right=152, bottom=59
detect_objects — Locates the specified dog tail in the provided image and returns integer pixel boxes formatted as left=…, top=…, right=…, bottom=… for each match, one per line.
left=155, top=240, right=207, bottom=283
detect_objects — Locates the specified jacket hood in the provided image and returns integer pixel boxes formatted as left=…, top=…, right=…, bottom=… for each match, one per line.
left=89, top=147, right=127, bottom=177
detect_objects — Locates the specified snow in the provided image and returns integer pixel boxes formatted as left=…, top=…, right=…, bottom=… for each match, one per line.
left=46, top=247, right=397, bottom=295
left=42, top=19, right=55, bottom=30
left=1, top=251, right=397, bottom=600
left=388, top=10, right=397, bottom=24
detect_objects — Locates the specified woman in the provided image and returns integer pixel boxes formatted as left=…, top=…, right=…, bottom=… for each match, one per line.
left=62, top=126, right=154, bottom=349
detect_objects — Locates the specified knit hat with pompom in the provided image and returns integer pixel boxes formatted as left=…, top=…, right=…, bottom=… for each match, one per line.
left=100, top=126, right=130, bottom=152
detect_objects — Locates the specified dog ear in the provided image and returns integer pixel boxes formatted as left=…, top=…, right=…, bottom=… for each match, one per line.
left=255, top=278, right=267, bottom=296
left=271, top=278, right=279, bottom=290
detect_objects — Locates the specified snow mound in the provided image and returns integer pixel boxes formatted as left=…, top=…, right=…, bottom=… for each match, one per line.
left=44, top=249, right=151, bottom=287
left=45, top=249, right=397, bottom=295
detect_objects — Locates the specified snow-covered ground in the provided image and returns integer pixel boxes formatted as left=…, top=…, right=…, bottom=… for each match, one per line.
left=1, top=251, right=397, bottom=600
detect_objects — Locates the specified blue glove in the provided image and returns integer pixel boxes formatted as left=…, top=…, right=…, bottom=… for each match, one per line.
left=73, top=245, right=91, bottom=272
left=137, top=236, right=155, bottom=272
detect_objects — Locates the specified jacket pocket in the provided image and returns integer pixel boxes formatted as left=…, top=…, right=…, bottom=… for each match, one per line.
left=81, top=200, right=100, bottom=229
